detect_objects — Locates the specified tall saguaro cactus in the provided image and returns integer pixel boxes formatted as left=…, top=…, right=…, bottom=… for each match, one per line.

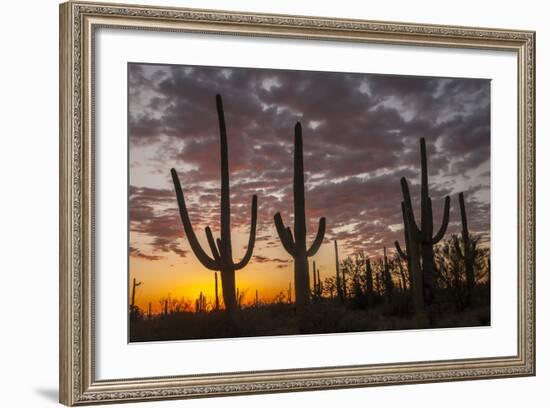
left=401, top=138, right=450, bottom=305
left=274, top=123, right=326, bottom=309
left=171, top=94, right=258, bottom=322
left=456, top=192, right=476, bottom=306
left=130, top=278, right=142, bottom=313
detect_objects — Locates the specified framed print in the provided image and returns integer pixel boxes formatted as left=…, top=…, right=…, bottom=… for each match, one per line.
left=59, top=1, right=536, bottom=405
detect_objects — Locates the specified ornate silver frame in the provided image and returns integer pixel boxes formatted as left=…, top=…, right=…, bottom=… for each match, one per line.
left=59, top=1, right=536, bottom=405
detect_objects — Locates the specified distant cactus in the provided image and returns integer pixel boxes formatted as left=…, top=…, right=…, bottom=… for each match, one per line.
left=130, top=277, right=142, bottom=318
left=316, top=267, right=322, bottom=298
left=375, top=271, right=382, bottom=295
left=342, top=263, right=348, bottom=300
left=214, top=272, right=220, bottom=311
left=365, top=257, right=374, bottom=296
left=383, top=247, right=394, bottom=300
left=455, top=192, right=476, bottom=306
left=273, top=123, right=326, bottom=309
left=236, top=288, right=242, bottom=308
left=312, top=261, right=322, bottom=299
left=401, top=138, right=450, bottom=305
left=334, top=240, right=344, bottom=301
left=195, top=292, right=207, bottom=313
left=171, top=95, right=258, bottom=323
left=395, top=254, right=408, bottom=292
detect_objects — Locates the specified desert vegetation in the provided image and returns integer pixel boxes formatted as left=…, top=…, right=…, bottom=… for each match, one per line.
left=129, top=94, right=491, bottom=342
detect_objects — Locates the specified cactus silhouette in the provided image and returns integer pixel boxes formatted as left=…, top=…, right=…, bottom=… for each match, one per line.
left=365, top=257, right=374, bottom=296
left=130, top=277, right=142, bottom=317
left=195, top=292, right=207, bottom=313
left=401, top=138, right=450, bottom=305
left=455, top=192, right=476, bottom=306
left=382, top=247, right=394, bottom=301
left=395, top=253, right=408, bottom=292
left=273, top=122, right=326, bottom=309
left=170, top=94, right=258, bottom=323
left=214, top=272, right=220, bottom=311
left=312, top=260, right=322, bottom=299
left=395, top=200, right=424, bottom=313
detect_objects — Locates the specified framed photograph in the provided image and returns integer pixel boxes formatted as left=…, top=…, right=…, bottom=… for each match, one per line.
left=59, top=1, right=535, bottom=405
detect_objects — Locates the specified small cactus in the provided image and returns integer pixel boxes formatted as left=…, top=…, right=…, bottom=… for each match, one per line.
left=334, top=240, right=344, bottom=301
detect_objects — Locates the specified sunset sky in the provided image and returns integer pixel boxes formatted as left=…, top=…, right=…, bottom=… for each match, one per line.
left=128, top=63, right=491, bottom=312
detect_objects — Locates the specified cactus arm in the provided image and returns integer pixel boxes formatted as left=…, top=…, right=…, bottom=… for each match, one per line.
left=306, top=217, right=326, bottom=257
left=215, top=238, right=224, bottom=258
left=286, top=227, right=295, bottom=246
left=170, top=168, right=218, bottom=270
left=395, top=240, right=407, bottom=259
left=431, top=196, right=450, bottom=244
left=234, top=195, right=258, bottom=270
left=274, top=212, right=296, bottom=256
left=205, top=227, right=222, bottom=266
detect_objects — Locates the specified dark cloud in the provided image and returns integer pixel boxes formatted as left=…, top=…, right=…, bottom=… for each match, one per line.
left=129, top=246, right=163, bottom=261
left=253, top=255, right=291, bottom=264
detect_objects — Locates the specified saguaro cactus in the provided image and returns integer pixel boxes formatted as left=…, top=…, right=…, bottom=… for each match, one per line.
left=195, top=292, right=207, bottom=313
left=130, top=278, right=142, bottom=318
left=401, top=138, right=450, bottom=305
left=316, top=267, right=322, bottom=298
left=312, top=261, right=322, bottom=299
left=171, top=94, right=258, bottom=322
left=456, top=192, right=476, bottom=306
left=274, top=123, right=326, bottom=309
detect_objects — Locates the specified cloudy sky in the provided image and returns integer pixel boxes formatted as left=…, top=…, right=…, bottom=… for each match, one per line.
left=128, top=62, right=490, bottom=311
